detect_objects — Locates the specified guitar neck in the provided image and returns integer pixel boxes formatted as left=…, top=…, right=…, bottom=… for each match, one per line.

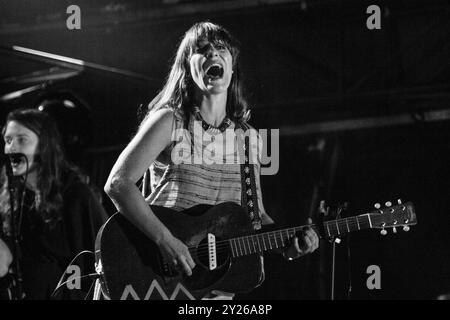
left=229, top=214, right=374, bottom=258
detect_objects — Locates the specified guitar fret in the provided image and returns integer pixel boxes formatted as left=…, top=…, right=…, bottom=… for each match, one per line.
left=335, top=220, right=340, bottom=235
left=262, top=235, right=267, bottom=251
left=366, top=214, right=373, bottom=228
left=238, top=238, right=244, bottom=256
left=273, top=232, right=279, bottom=248
left=256, top=236, right=262, bottom=252
left=345, top=219, right=350, bottom=233
left=243, top=237, right=249, bottom=255
left=230, top=239, right=236, bottom=257
left=246, top=237, right=250, bottom=254
left=251, top=236, right=256, bottom=253
left=268, top=234, right=273, bottom=250
left=242, top=237, right=248, bottom=255
left=246, top=237, right=253, bottom=254
left=280, top=231, right=285, bottom=247
left=325, top=222, right=331, bottom=236
left=242, top=237, right=247, bottom=255
left=356, top=216, right=360, bottom=230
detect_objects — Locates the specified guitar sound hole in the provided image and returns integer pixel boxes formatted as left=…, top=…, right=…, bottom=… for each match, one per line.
left=196, top=237, right=230, bottom=269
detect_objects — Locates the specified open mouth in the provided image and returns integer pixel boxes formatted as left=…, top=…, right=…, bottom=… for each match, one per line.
left=11, top=161, right=22, bottom=168
left=10, top=155, right=23, bottom=168
left=205, top=64, right=224, bottom=79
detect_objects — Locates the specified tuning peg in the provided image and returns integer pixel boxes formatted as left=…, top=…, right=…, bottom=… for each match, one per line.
left=380, top=223, right=387, bottom=235
left=334, top=238, right=341, bottom=244
left=374, top=203, right=381, bottom=209
left=392, top=220, right=398, bottom=233
left=403, top=225, right=410, bottom=232
left=397, top=199, right=402, bottom=205
left=385, top=201, right=392, bottom=207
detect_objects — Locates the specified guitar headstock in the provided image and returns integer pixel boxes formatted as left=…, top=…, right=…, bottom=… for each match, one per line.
left=369, top=200, right=417, bottom=235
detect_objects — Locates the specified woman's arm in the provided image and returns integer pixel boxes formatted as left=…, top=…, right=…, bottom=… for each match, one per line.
left=0, top=238, right=12, bottom=278
left=104, top=108, right=195, bottom=275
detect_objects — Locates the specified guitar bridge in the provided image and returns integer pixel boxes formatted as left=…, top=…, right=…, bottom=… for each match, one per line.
left=207, top=233, right=217, bottom=270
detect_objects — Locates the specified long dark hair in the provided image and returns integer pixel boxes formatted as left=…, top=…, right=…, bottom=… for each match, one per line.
left=141, top=21, right=250, bottom=126
left=1, top=108, right=80, bottom=225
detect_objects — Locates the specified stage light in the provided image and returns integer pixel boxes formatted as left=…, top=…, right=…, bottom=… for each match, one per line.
left=34, top=90, right=93, bottom=163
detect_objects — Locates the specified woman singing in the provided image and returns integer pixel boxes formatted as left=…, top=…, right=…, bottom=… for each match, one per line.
left=104, top=21, right=319, bottom=299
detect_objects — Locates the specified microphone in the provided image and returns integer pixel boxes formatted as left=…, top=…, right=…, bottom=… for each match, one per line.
left=0, top=153, right=26, bottom=163
left=1, top=153, right=27, bottom=177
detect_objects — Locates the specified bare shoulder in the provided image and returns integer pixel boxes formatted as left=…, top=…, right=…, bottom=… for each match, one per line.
left=106, top=107, right=178, bottom=184
left=139, top=107, right=176, bottom=133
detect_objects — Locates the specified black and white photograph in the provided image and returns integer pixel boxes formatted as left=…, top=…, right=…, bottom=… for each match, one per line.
left=0, top=0, right=449, bottom=304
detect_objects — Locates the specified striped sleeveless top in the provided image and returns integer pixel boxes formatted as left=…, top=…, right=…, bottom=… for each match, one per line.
left=145, top=109, right=266, bottom=227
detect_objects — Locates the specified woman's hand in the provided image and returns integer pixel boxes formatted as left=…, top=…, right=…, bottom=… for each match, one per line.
left=0, top=238, right=12, bottom=278
left=283, top=218, right=319, bottom=260
left=157, top=233, right=196, bottom=276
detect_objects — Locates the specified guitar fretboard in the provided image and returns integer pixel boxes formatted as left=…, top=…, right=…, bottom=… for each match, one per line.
left=229, top=214, right=373, bottom=258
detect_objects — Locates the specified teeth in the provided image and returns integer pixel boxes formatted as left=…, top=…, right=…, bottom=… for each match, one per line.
left=206, top=63, right=221, bottom=71
left=206, top=64, right=224, bottom=78
left=206, top=63, right=220, bottom=69
left=11, top=159, right=22, bottom=167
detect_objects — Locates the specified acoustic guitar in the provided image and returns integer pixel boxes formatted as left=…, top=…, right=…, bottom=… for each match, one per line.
left=95, top=201, right=416, bottom=300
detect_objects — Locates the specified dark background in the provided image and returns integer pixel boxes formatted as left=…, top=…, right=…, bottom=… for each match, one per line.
left=1, top=0, right=449, bottom=299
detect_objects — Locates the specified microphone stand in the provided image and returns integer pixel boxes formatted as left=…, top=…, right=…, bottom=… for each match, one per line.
left=4, top=162, right=24, bottom=300
left=317, top=201, right=337, bottom=300
left=331, top=235, right=337, bottom=300
left=320, top=201, right=347, bottom=301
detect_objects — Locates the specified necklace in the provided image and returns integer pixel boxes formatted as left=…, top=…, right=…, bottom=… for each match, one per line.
left=193, top=106, right=231, bottom=133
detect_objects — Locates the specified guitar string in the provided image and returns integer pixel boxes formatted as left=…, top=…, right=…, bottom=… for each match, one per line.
left=186, top=219, right=379, bottom=259
left=187, top=213, right=412, bottom=260
left=166, top=213, right=408, bottom=263
left=188, top=221, right=358, bottom=255
left=164, top=217, right=409, bottom=271
left=188, top=216, right=374, bottom=252
left=185, top=229, right=303, bottom=259
left=179, top=211, right=403, bottom=258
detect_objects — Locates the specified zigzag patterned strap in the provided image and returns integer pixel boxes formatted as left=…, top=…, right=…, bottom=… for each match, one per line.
left=236, top=121, right=262, bottom=231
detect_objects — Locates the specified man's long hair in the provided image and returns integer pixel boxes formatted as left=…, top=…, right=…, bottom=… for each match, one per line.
left=0, top=109, right=79, bottom=226
left=141, top=21, right=250, bottom=126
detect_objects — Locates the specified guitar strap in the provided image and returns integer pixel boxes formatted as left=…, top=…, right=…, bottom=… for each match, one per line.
left=236, top=121, right=262, bottom=231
